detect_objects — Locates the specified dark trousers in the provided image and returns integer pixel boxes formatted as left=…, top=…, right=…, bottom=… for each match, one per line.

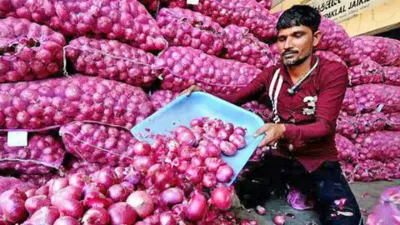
left=235, top=155, right=363, bottom=225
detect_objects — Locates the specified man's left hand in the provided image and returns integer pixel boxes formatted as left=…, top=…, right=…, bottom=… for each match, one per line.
left=254, top=123, right=286, bottom=147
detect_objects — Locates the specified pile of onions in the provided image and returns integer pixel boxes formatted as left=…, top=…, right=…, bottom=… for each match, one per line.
left=63, top=157, right=103, bottom=176
left=348, top=59, right=384, bottom=85
left=0, top=176, right=35, bottom=195
left=0, top=134, right=65, bottom=174
left=387, top=113, right=400, bottom=131
left=60, top=121, right=141, bottom=167
left=0, top=75, right=154, bottom=129
left=0, top=17, right=65, bottom=83
left=0, top=116, right=252, bottom=224
left=149, top=90, right=179, bottom=111
left=383, top=66, right=400, bottom=86
left=192, top=0, right=278, bottom=41
left=336, top=112, right=388, bottom=139
left=354, top=131, right=400, bottom=161
left=255, top=0, right=272, bottom=9
left=0, top=0, right=167, bottom=51
left=153, top=46, right=261, bottom=94
left=335, top=134, right=358, bottom=163
left=349, top=36, right=400, bottom=66
left=314, top=51, right=346, bottom=66
left=157, top=8, right=225, bottom=56
left=65, top=37, right=157, bottom=88
left=341, top=88, right=359, bottom=115
left=315, top=18, right=352, bottom=61
left=221, top=25, right=276, bottom=69
left=354, top=84, right=400, bottom=113
left=248, top=146, right=270, bottom=162
left=241, top=101, right=272, bottom=122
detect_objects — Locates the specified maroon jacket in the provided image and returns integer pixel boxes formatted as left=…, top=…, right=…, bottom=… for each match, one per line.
left=218, top=55, right=348, bottom=172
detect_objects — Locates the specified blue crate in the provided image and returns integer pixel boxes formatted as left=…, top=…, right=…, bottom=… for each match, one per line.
left=131, top=92, right=265, bottom=185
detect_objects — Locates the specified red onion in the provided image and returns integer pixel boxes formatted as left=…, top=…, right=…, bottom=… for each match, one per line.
left=273, top=215, right=285, bottom=225
left=217, top=129, right=230, bottom=141
left=186, top=194, right=208, bottom=221
left=68, top=173, right=90, bottom=189
left=160, top=188, right=184, bottom=205
left=216, top=165, right=234, bottom=183
left=83, top=183, right=107, bottom=197
left=205, top=157, right=223, bottom=172
left=190, top=119, right=204, bottom=128
left=91, top=168, right=119, bottom=189
left=108, top=202, right=137, bottom=225
left=176, top=129, right=197, bottom=146
left=191, top=157, right=204, bottom=167
left=82, top=208, right=110, bottom=225
left=229, top=134, right=246, bottom=149
left=58, top=199, right=84, bottom=219
left=24, top=206, right=60, bottom=225
left=160, top=211, right=177, bottom=225
left=0, top=190, right=28, bottom=223
left=25, top=195, right=51, bottom=215
left=127, top=191, right=154, bottom=218
left=51, top=186, right=82, bottom=207
left=133, top=155, right=155, bottom=172
left=202, top=173, right=217, bottom=188
left=151, top=168, right=177, bottom=191
left=220, top=141, right=238, bottom=156
left=54, top=216, right=80, bottom=225
left=186, top=167, right=204, bottom=184
left=84, top=191, right=113, bottom=209
left=256, top=206, right=267, bottom=215
left=48, top=178, right=69, bottom=196
left=234, top=127, right=246, bottom=136
left=211, top=187, right=233, bottom=211
left=107, top=184, right=130, bottom=202
left=133, top=142, right=152, bottom=156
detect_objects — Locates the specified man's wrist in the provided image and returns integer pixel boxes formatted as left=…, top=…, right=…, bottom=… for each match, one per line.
left=280, top=124, right=286, bottom=139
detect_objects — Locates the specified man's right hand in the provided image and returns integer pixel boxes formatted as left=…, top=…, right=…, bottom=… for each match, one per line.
left=180, top=85, right=204, bottom=96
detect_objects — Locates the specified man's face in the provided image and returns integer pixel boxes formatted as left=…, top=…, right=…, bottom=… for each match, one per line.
left=277, top=25, right=320, bottom=66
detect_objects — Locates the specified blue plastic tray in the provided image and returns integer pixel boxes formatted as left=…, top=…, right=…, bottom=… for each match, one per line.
left=131, top=92, right=265, bottom=185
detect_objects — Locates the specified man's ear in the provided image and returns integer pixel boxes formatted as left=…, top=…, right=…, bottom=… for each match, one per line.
left=312, top=30, right=321, bottom=47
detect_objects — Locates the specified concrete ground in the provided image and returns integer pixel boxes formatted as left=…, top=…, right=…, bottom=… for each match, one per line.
left=234, top=180, right=400, bottom=224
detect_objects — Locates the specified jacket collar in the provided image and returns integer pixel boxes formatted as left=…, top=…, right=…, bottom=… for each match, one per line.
left=277, top=55, right=319, bottom=86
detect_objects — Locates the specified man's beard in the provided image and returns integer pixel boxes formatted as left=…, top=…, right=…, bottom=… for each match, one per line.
left=282, top=51, right=312, bottom=67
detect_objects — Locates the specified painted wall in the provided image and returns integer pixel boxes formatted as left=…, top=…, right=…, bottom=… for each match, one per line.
left=271, top=0, right=400, bottom=36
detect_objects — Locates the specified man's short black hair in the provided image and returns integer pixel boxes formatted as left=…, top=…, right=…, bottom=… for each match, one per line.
left=276, top=5, right=321, bottom=33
